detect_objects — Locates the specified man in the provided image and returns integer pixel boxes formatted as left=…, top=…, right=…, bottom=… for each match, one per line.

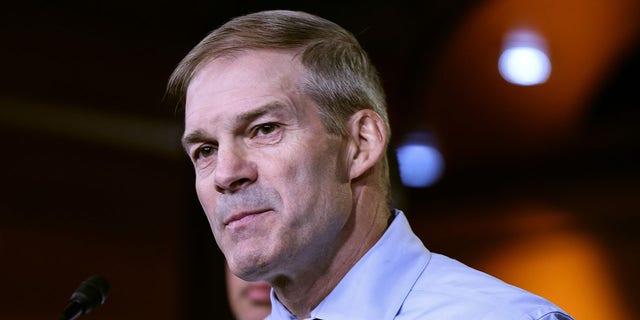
left=226, top=262, right=272, bottom=320
left=167, top=9, right=573, bottom=319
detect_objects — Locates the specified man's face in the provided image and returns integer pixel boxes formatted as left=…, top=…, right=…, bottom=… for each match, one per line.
left=183, top=50, right=353, bottom=281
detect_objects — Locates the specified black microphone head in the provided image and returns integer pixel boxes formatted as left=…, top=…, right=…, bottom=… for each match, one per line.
left=70, top=275, right=111, bottom=313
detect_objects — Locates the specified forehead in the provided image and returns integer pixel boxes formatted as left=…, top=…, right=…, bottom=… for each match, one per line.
left=186, top=50, right=304, bottom=108
left=183, top=50, right=312, bottom=130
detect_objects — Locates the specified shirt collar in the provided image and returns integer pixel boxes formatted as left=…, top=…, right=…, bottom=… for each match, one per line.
left=267, top=210, right=431, bottom=320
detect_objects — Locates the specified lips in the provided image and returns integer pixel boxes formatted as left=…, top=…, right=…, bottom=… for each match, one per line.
left=224, top=209, right=270, bottom=227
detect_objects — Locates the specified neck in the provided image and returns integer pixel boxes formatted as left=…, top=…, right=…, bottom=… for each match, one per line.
left=272, top=185, right=390, bottom=318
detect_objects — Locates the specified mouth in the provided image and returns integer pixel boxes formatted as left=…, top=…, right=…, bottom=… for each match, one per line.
left=224, top=209, right=271, bottom=228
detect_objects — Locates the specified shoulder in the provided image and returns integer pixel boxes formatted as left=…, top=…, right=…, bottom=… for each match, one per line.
left=397, top=253, right=573, bottom=319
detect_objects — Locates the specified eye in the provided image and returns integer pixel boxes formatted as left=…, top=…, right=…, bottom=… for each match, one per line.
left=193, top=144, right=216, bottom=160
left=254, top=123, right=280, bottom=136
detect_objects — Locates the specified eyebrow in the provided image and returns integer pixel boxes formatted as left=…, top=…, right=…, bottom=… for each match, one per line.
left=181, top=129, right=208, bottom=152
left=181, top=102, right=288, bottom=152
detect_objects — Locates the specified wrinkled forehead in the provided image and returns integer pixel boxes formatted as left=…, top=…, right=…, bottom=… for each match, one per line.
left=193, top=49, right=304, bottom=86
left=183, top=50, right=319, bottom=132
left=187, top=50, right=306, bottom=105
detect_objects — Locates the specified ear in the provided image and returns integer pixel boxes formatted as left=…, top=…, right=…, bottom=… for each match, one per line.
left=346, top=109, right=387, bottom=180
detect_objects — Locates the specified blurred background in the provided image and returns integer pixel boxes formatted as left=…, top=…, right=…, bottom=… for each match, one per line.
left=1, top=1, right=638, bottom=319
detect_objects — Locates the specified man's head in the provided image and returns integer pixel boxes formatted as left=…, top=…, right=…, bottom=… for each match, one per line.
left=169, top=10, right=391, bottom=284
left=168, top=10, right=392, bottom=195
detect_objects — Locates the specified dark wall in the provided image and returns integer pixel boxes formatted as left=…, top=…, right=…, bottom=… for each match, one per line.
left=1, top=1, right=638, bottom=319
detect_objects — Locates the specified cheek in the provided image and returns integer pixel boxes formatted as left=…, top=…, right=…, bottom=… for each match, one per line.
left=278, top=149, right=345, bottom=206
left=195, top=178, right=218, bottom=221
left=194, top=178, right=209, bottom=205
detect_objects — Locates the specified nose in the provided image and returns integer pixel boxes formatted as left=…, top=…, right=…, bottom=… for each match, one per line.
left=214, top=144, right=257, bottom=193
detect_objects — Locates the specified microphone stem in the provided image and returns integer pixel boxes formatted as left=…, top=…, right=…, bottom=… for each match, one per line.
left=59, top=301, right=84, bottom=320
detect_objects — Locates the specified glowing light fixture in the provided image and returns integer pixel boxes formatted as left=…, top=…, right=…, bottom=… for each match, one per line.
left=498, top=29, right=551, bottom=86
left=395, top=131, right=444, bottom=188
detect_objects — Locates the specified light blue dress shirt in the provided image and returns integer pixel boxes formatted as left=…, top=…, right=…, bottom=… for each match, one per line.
left=266, top=210, right=574, bottom=319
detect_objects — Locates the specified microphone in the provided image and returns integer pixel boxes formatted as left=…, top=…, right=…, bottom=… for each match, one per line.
left=59, top=275, right=111, bottom=320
